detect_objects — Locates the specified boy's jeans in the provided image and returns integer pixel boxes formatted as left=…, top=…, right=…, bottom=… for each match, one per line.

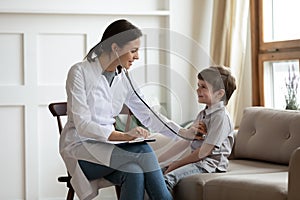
left=164, top=163, right=208, bottom=191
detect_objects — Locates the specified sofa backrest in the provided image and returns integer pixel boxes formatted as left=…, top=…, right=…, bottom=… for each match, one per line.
left=234, top=107, right=300, bottom=165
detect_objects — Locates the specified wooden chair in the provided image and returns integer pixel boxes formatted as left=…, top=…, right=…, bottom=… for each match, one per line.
left=48, top=102, right=133, bottom=200
left=48, top=102, right=74, bottom=200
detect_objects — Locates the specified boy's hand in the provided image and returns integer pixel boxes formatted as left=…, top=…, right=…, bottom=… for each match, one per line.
left=194, top=121, right=207, bottom=140
left=196, top=121, right=207, bottom=135
left=164, top=161, right=181, bottom=174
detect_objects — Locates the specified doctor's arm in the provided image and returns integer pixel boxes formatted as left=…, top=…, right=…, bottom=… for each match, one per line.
left=108, top=126, right=150, bottom=141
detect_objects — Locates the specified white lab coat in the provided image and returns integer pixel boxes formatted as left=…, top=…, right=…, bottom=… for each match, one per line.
left=59, top=58, right=181, bottom=200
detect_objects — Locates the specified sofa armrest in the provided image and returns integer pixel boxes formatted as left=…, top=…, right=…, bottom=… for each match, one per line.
left=288, top=147, right=300, bottom=200
left=228, top=129, right=238, bottom=159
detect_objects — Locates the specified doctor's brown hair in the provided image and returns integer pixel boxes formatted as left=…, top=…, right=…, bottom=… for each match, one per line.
left=85, top=19, right=143, bottom=63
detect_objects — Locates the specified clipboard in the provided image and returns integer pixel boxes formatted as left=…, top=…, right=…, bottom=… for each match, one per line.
left=106, top=137, right=156, bottom=144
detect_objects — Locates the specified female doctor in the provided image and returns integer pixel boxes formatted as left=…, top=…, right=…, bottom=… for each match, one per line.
left=59, top=19, right=200, bottom=200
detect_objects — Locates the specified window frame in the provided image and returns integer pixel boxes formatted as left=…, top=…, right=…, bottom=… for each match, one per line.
left=250, top=0, right=300, bottom=106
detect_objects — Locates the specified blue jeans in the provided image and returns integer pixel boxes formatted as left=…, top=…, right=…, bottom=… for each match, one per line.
left=79, top=142, right=172, bottom=200
left=164, top=163, right=208, bottom=192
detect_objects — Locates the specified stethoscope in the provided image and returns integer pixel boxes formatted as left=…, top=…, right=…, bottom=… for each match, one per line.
left=114, top=50, right=196, bottom=141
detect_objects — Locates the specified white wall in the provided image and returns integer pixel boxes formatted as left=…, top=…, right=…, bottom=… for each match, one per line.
left=168, top=0, right=214, bottom=122
left=0, top=0, right=215, bottom=199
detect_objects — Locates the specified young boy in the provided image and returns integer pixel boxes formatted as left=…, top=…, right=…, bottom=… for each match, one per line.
left=164, top=65, right=237, bottom=192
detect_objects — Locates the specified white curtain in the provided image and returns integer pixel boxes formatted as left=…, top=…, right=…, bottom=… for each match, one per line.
left=209, top=0, right=252, bottom=127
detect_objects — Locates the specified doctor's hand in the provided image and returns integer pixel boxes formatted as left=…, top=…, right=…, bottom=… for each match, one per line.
left=179, top=121, right=207, bottom=141
left=126, top=126, right=150, bottom=139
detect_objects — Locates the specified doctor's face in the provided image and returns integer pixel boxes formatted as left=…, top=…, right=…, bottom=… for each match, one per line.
left=117, top=38, right=140, bottom=70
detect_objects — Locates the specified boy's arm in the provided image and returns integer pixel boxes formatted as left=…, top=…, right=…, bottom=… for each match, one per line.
left=158, top=139, right=191, bottom=164
left=164, top=143, right=214, bottom=174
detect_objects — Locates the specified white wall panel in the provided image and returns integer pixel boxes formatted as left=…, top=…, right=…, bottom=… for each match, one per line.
left=38, top=105, right=67, bottom=199
left=0, top=106, right=24, bottom=199
left=37, top=33, right=86, bottom=85
left=0, top=33, right=23, bottom=85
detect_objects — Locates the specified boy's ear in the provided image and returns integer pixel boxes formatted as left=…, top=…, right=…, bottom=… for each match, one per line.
left=217, top=89, right=225, bottom=99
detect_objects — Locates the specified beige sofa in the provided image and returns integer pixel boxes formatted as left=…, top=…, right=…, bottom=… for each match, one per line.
left=154, top=107, right=300, bottom=200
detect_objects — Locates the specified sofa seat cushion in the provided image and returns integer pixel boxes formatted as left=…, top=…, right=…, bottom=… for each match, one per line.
left=228, top=160, right=288, bottom=174
left=174, top=172, right=221, bottom=200
left=204, top=172, right=288, bottom=200
left=173, top=160, right=287, bottom=200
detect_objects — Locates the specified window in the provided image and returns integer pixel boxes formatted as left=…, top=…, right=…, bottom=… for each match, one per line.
left=263, top=59, right=299, bottom=109
left=263, top=0, right=300, bottom=42
left=251, top=0, right=300, bottom=109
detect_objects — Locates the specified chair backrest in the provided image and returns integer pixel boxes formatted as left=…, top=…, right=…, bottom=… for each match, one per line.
left=49, top=102, right=67, bottom=134
left=48, top=102, right=133, bottom=134
left=118, top=104, right=133, bottom=132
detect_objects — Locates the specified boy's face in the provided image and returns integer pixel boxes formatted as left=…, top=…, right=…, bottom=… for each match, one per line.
left=197, top=79, right=223, bottom=106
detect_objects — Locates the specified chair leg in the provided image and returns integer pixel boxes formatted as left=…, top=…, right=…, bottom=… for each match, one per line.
left=115, top=185, right=121, bottom=199
left=66, top=187, right=75, bottom=200
left=65, top=182, right=119, bottom=200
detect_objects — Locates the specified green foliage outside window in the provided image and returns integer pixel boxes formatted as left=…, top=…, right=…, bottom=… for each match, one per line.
left=285, top=65, right=299, bottom=110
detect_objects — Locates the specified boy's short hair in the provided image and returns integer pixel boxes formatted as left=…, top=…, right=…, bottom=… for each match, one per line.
left=198, top=65, right=236, bottom=105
